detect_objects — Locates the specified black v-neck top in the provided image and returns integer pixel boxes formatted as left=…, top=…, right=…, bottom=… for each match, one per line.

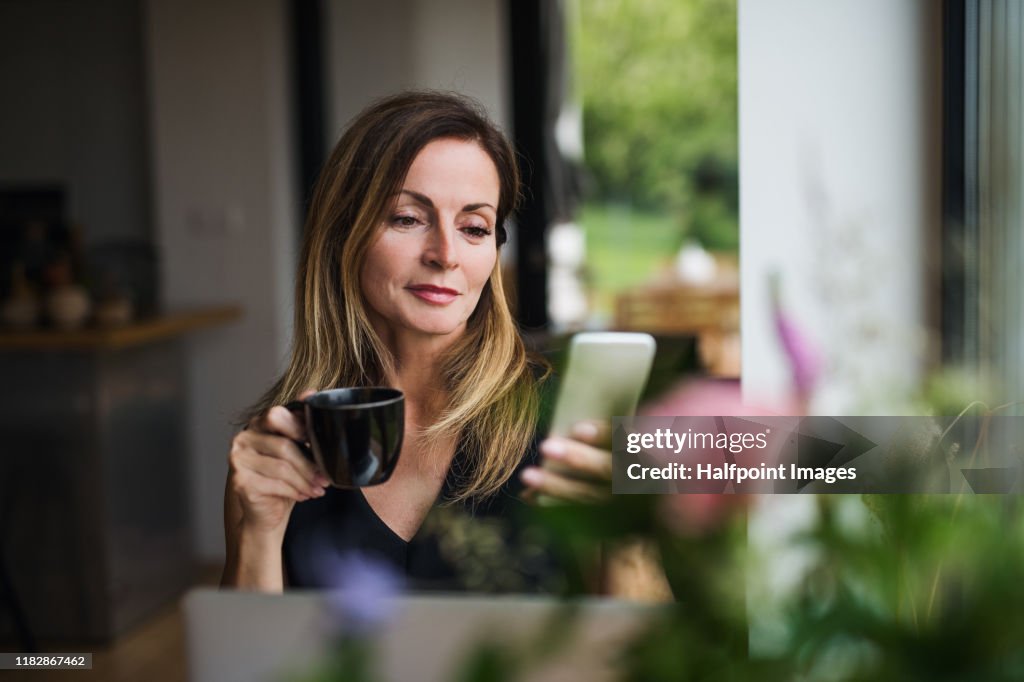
left=282, top=435, right=558, bottom=592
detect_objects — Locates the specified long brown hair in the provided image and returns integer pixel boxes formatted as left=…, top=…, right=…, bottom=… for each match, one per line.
left=245, top=90, right=547, bottom=502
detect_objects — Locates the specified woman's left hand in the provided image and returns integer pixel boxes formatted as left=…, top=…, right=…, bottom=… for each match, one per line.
left=520, top=420, right=612, bottom=503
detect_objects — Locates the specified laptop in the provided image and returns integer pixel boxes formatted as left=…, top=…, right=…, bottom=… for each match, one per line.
left=183, top=589, right=658, bottom=682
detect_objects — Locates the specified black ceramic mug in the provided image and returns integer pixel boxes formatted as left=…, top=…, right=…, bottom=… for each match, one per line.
left=286, top=387, right=404, bottom=488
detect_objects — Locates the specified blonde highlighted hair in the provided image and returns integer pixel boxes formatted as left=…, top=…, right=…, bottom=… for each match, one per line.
left=244, top=91, right=547, bottom=503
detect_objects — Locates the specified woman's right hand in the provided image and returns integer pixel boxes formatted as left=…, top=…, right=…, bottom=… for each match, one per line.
left=227, top=393, right=331, bottom=537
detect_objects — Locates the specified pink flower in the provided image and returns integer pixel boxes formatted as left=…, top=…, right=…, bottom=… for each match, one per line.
left=640, top=378, right=799, bottom=419
left=639, top=379, right=783, bottom=536
left=661, top=493, right=749, bottom=537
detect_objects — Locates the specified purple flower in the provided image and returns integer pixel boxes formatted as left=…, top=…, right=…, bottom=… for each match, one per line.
left=769, top=274, right=822, bottom=399
left=314, top=547, right=405, bottom=636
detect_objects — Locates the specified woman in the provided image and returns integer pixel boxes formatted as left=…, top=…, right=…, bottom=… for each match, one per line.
left=220, top=91, right=612, bottom=591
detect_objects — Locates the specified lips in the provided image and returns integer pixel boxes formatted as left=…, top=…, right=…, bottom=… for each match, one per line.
left=406, top=284, right=460, bottom=305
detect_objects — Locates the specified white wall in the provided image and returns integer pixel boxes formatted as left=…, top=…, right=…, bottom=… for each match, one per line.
left=324, top=0, right=509, bottom=140
left=146, top=0, right=297, bottom=561
left=738, top=0, right=942, bottom=654
left=408, top=0, right=509, bottom=130
left=0, top=0, right=150, bottom=246
left=739, top=0, right=941, bottom=413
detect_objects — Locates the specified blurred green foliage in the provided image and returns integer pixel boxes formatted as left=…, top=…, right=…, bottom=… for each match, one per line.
left=573, top=0, right=738, bottom=251
left=519, top=492, right=1024, bottom=681
left=786, top=495, right=1024, bottom=681
left=577, top=204, right=680, bottom=313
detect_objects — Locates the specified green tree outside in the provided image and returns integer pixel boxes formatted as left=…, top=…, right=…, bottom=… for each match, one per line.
left=570, top=0, right=738, bottom=314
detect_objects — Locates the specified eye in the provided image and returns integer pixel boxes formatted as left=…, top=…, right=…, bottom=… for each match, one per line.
left=390, top=214, right=424, bottom=228
left=461, top=225, right=493, bottom=239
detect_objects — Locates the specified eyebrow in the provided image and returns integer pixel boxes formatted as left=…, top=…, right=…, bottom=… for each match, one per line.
left=399, top=189, right=495, bottom=213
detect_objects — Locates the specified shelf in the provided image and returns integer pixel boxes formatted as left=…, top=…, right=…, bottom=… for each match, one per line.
left=0, top=305, right=243, bottom=351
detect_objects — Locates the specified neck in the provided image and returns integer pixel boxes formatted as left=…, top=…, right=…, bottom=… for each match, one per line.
left=374, top=325, right=464, bottom=414
left=376, top=327, right=463, bottom=475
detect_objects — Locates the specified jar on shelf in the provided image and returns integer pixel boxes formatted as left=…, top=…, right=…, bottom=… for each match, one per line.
left=1, top=265, right=40, bottom=330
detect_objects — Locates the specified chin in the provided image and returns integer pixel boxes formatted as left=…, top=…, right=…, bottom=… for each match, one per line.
left=416, top=323, right=465, bottom=337
left=403, top=314, right=467, bottom=337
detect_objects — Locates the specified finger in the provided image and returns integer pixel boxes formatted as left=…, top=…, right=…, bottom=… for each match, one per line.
left=231, top=441, right=323, bottom=500
left=262, top=405, right=307, bottom=442
left=248, top=388, right=317, bottom=435
left=238, top=432, right=327, bottom=495
left=245, top=447, right=327, bottom=499
left=540, top=437, right=613, bottom=481
left=234, top=467, right=310, bottom=503
left=241, top=417, right=326, bottom=487
left=520, top=466, right=609, bottom=503
left=570, top=420, right=611, bottom=446
left=519, top=485, right=539, bottom=504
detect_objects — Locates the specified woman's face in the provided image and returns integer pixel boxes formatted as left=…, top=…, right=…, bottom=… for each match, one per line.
left=361, top=137, right=501, bottom=342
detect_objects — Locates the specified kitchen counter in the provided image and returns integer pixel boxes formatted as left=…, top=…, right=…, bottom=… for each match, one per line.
left=0, top=305, right=241, bottom=642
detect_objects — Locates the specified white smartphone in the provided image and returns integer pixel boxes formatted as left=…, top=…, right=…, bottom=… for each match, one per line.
left=547, top=332, right=657, bottom=440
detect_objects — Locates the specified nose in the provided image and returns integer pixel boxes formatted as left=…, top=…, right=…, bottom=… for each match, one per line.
left=422, top=223, right=459, bottom=270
